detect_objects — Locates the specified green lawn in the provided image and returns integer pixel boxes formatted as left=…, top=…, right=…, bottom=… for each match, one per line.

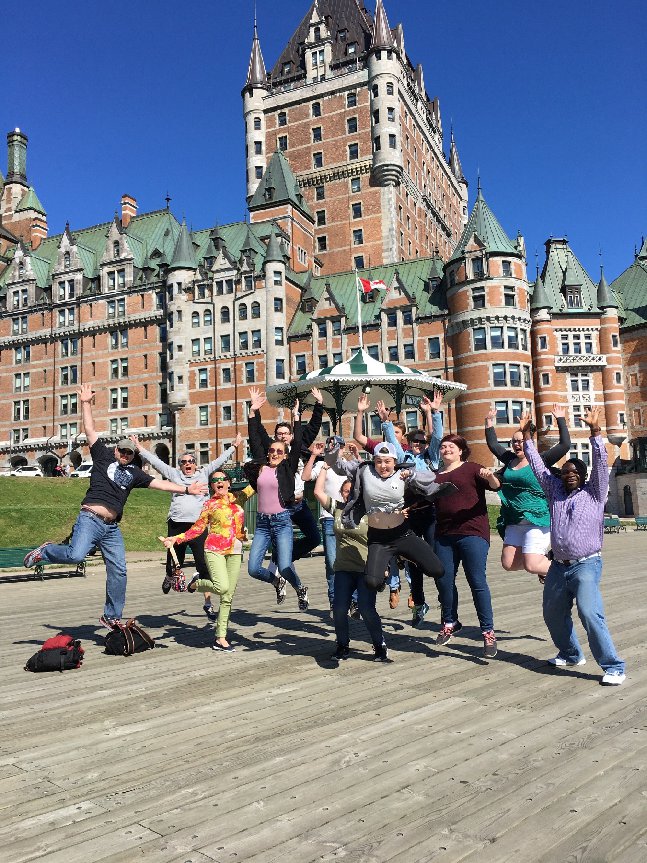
left=0, top=478, right=171, bottom=551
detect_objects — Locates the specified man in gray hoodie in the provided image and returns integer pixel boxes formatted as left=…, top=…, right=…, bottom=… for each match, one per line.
left=130, top=434, right=243, bottom=616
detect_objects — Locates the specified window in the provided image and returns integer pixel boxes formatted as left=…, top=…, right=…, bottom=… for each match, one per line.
left=388, top=346, right=399, bottom=361
left=317, top=236, right=327, bottom=252
left=278, top=135, right=288, bottom=152
left=254, top=141, right=263, bottom=155
left=348, top=143, right=359, bottom=160
left=312, top=102, right=321, bottom=117
left=203, top=309, right=213, bottom=326
left=249, top=330, right=260, bottom=349
left=333, top=352, right=342, bottom=364
left=493, top=364, right=506, bottom=387
left=239, top=331, right=249, bottom=350
left=403, top=343, right=415, bottom=360
left=386, top=82, right=394, bottom=95
left=199, top=406, right=209, bottom=426
left=541, top=373, right=550, bottom=386
left=472, top=258, right=484, bottom=278
left=192, top=311, right=200, bottom=328
left=387, top=107, right=395, bottom=122
left=295, top=354, right=307, bottom=375
left=313, top=152, right=323, bottom=168
left=569, top=372, right=591, bottom=393
left=507, top=327, right=519, bottom=349
left=490, top=326, right=504, bottom=350
left=373, top=135, right=381, bottom=151
left=370, top=414, right=382, bottom=436
left=278, top=111, right=287, bottom=126
left=353, top=255, right=365, bottom=269
left=222, top=367, right=231, bottom=384
left=192, top=338, right=200, bottom=357
left=521, top=329, right=528, bottom=351
left=351, top=177, right=361, bottom=193
left=312, top=126, right=322, bottom=143
left=612, top=334, right=619, bottom=348
left=473, top=328, right=487, bottom=351
left=251, top=302, right=261, bottom=318
left=64, top=252, right=70, bottom=270
left=373, top=109, right=380, bottom=124
left=222, top=405, right=232, bottom=422
left=319, top=354, right=328, bottom=369
left=316, top=210, right=326, bottom=226
left=566, top=288, right=582, bottom=308
left=495, top=401, right=509, bottom=424
left=388, top=134, right=397, bottom=149
left=253, top=117, right=261, bottom=130
left=367, top=344, right=380, bottom=360
left=538, top=335, right=548, bottom=350
left=502, top=261, right=511, bottom=277
left=275, top=327, right=284, bottom=345
left=245, top=362, right=255, bottom=383
left=504, top=286, right=516, bottom=306
left=347, top=42, right=357, bottom=55
left=15, top=345, right=31, bottom=364
left=255, top=166, right=263, bottom=179
left=13, top=400, right=30, bottom=421
left=509, top=364, right=521, bottom=387
left=472, top=287, right=485, bottom=309
left=60, top=393, right=78, bottom=415
left=346, top=92, right=357, bottom=107
left=347, top=117, right=357, bottom=134
left=615, top=371, right=622, bottom=384
left=352, top=229, right=364, bottom=246
left=196, top=368, right=208, bottom=389
left=275, top=359, right=285, bottom=379
left=220, top=307, right=230, bottom=324
left=282, top=62, right=291, bottom=75
left=238, top=303, right=248, bottom=321
left=315, top=185, right=325, bottom=201
left=220, top=334, right=231, bottom=353
left=351, top=202, right=362, bottom=219
left=385, top=311, right=397, bottom=328
left=274, top=297, right=283, bottom=312
left=273, top=270, right=282, bottom=286
left=318, top=321, right=327, bottom=338
left=569, top=441, right=591, bottom=467
left=62, top=337, right=79, bottom=356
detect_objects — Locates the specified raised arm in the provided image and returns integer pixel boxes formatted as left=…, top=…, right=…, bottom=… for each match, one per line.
left=324, top=441, right=360, bottom=479
left=288, top=402, right=304, bottom=473
left=79, top=382, right=99, bottom=447
left=148, top=478, right=208, bottom=496
left=313, top=462, right=332, bottom=509
left=301, top=441, right=325, bottom=482
left=354, top=393, right=370, bottom=448
left=540, top=405, right=571, bottom=466
left=520, top=412, right=560, bottom=497
left=247, top=388, right=272, bottom=453
left=382, top=420, right=407, bottom=461
left=583, top=406, right=608, bottom=502
left=301, top=388, right=324, bottom=447
left=421, top=392, right=444, bottom=468
left=202, top=433, right=244, bottom=477
left=130, top=435, right=181, bottom=482
left=484, top=407, right=513, bottom=462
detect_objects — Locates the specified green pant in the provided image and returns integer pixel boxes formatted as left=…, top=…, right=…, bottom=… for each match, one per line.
left=194, top=552, right=242, bottom=638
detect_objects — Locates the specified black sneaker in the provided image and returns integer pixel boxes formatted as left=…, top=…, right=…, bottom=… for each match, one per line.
left=373, top=643, right=389, bottom=662
left=296, top=585, right=309, bottom=611
left=483, top=630, right=498, bottom=658
left=99, top=614, right=121, bottom=629
left=436, top=620, right=463, bottom=645
left=162, top=572, right=174, bottom=594
left=411, top=602, right=430, bottom=629
left=331, top=643, right=350, bottom=662
left=203, top=603, right=218, bottom=622
left=349, top=600, right=361, bottom=620
left=273, top=575, right=287, bottom=605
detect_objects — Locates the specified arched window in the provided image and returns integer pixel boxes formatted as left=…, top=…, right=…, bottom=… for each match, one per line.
left=192, top=311, right=200, bottom=328
left=238, top=303, right=248, bottom=321
left=113, top=241, right=120, bottom=258
left=220, top=306, right=230, bottom=324
left=203, top=308, right=213, bottom=326
left=63, top=252, right=70, bottom=270
left=18, top=262, right=24, bottom=278
left=251, top=301, right=261, bottom=319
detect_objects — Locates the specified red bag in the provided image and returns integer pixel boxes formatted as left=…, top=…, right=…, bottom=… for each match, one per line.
left=41, top=634, right=76, bottom=651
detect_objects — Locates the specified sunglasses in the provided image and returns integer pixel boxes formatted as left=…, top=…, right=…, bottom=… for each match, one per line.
left=211, top=476, right=230, bottom=483
left=117, top=448, right=134, bottom=456
left=179, top=459, right=196, bottom=465
left=268, top=447, right=286, bottom=455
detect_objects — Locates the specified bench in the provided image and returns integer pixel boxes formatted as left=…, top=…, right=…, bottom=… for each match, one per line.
left=635, top=517, right=647, bottom=531
left=603, top=517, right=625, bottom=534
left=0, top=547, right=87, bottom=583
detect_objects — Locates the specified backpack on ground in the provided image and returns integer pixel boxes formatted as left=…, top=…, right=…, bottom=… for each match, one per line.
left=104, top=619, right=155, bottom=656
left=24, top=633, right=84, bottom=673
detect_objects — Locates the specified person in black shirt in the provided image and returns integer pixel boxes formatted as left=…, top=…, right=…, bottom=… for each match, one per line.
left=24, top=383, right=207, bottom=627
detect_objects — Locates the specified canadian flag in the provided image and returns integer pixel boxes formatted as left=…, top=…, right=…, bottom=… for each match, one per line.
left=357, top=276, right=388, bottom=294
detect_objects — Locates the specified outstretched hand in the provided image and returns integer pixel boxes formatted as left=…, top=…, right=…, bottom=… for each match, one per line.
left=357, top=392, right=370, bottom=412
left=248, top=387, right=266, bottom=412
left=551, top=404, right=566, bottom=419
left=583, top=405, right=602, bottom=431
left=485, top=407, right=496, bottom=427
left=233, top=433, right=244, bottom=448
left=311, top=387, right=323, bottom=404
left=128, top=434, right=140, bottom=450
left=187, top=480, right=208, bottom=496
left=518, top=411, right=534, bottom=436
left=79, top=382, right=95, bottom=403
left=375, top=400, right=390, bottom=422
left=309, top=440, right=325, bottom=456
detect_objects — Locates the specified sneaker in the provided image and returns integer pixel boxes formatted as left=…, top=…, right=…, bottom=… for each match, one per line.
left=373, top=643, right=389, bottom=662
left=411, top=602, right=430, bottom=629
left=601, top=671, right=625, bottom=685
left=203, top=603, right=218, bottom=622
left=162, top=572, right=174, bottom=594
left=211, top=641, right=235, bottom=653
left=99, top=614, right=121, bottom=629
left=349, top=600, right=361, bottom=620
left=331, top=643, right=350, bottom=662
left=436, top=620, right=463, bottom=645
left=23, top=542, right=54, bottom=569
left=296, top=585, right=309, bottom=611
left=548, top=655, right=586, bottom=667
left=407, top=593, right=415, bottom=609
left=483, top=630, right=498, bottom=658
left=389, top=588, right=401, bottom=609
left=273, top=575, right=287, bottom=605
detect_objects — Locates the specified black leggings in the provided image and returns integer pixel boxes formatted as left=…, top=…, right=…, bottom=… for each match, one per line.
left=366, top=523, right=443, bottom=590
left=166, top=519, right=209, bottom=580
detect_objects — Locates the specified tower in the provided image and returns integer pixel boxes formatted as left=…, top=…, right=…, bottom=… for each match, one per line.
left=0, top=129, right=48, bottom=249
left=166, top=220, right=198, bottom=416
left=242, top=24, right=270, bottom=203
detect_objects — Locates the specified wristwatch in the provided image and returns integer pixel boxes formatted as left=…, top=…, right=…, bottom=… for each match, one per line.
left=184, top=486, right=190, bottom=494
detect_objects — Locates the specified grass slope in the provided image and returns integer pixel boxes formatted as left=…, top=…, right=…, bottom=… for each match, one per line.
left=0, top=478, right=170, bottom=551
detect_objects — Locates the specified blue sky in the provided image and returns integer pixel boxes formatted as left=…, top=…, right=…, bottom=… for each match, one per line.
left=4, top=0, right=645, bottom=281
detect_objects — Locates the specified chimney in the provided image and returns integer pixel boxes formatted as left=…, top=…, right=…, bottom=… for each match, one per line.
left=6, top=128, right=28, bottom=185
left=121, top=194, right=137, bottom=228
left=31, top=215, right=48, bottom=250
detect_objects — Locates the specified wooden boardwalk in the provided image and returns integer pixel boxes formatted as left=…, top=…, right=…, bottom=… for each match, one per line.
left=1, top=534, right=646, bottom=863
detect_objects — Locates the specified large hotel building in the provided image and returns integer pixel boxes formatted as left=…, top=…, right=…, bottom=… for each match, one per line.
left=1, top=0, right=646, bottom=514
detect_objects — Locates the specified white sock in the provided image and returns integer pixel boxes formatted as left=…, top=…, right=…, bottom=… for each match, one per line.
left=267, top=561, right=278, bottom=577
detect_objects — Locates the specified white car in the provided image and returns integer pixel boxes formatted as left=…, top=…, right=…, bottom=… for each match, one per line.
left=10, top=465, right=43, bottom=477
left=70, top=462, right=93, bottom=478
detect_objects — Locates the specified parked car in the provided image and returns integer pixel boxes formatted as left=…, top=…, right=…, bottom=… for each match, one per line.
left=70, top=461, right=93, bottom=478
left=10, top=465, right=44, bottom=477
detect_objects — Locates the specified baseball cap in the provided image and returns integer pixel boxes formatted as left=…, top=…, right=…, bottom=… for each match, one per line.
left=116, top=438, right=136, bottom=453
left=373, top=442, right=397, bottom=459
left=325, top=435, right=345, bottom=452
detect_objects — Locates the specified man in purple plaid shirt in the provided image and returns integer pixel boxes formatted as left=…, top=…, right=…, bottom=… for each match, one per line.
left=521, top=406, right=625, bottom=686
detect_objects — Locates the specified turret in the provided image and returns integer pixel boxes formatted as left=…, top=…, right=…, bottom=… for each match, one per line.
left=368, top=0, right=403, bottom=188
left=596, top=266, right=625, bottom=445
left=449, top=128, right=469, bottom=229
left=242, top=24, right=270, bottom=202
left=263, top=225, right=287, bottom=386
left=166, top=220, right=198, bottom=412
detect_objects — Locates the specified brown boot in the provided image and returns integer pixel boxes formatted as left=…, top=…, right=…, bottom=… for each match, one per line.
left=389, top=588, right=400, bottom=609
left=407, top=593, right=414, bottom=609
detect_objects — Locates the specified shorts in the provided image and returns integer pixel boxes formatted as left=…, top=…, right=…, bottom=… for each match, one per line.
left=503, top=522, right=551, bottom=555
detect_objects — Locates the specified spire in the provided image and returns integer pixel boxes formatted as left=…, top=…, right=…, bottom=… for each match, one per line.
left=371, top=0, right=394, bottom=50
left=597, top=266, right=618, bottom=309
left=530, top=272, right=551, bottom=311
left=449, top=128, right=466, bottom=183
left=15, top=186, right=46, bottom=215
left=249, top=150, right=313, bottom=219
left=245, top=23, right=269, bottom=90
left=168, top=219, right=198, bottom=271
left=264, top=224, right=284, bottom=264
left=6, top=128, right=28, bottom=185
left=449, top=183, right=517, bottom=263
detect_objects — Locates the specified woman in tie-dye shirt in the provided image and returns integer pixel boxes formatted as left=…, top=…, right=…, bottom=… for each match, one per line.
left=163, top=471, right=254, bottom=652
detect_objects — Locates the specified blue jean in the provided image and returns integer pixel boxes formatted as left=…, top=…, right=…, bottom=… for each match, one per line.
left=40, top=510, right=127, bottom=619
left=435, top=534, right=494, bottom=633
left=543, top=555, right=624, bottom=674
left=333, top=569, right=384, bottom=648
left=290, top=499, right=322, bottom=561
left=321, top=517, right=336, bottom=603
left=248, top=511, right=301, bottom=590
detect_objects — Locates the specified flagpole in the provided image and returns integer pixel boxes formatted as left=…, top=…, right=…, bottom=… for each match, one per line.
left=355, top=269, right=364, bottom=351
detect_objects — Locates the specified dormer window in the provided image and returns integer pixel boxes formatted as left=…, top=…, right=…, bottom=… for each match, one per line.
left=113, top=241, right=120, bottom=258
left=347, top=42, right=357, bottom=55
left=64, top=252, right=70, bottom=270
left=338, top=29, right=347, bottom=42
left=18, top=262, right=24, bottom=279
left=314, top=26, right=321, bottom=41
left=472, top=258, right=484, bottom=278
left=566, top=288, right=582, bottom=308
left=282, top=62, right=291, bottom=75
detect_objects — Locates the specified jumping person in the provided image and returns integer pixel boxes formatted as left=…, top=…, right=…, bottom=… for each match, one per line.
left=23, top=382, right=207, bottom=627
left=521, top=407, right=626, bottom=685
left=162, top=470, right=254, bottom=652
left=130, top=433, right=243, bottom=618
left=485, top=404, right=570, bottom=583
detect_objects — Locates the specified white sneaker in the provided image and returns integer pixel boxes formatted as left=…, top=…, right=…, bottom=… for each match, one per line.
left=548, top=655, right=586, bottom=667
left=601, top=671, right=625, bottom=685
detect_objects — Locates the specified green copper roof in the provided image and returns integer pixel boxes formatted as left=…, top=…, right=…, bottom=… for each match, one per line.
left=613, top=243, right=647, bottom=329
left=15, top=186, right=46, bottom=215
left=288, top=255, right=448, bottom=337
left=249, top=151, right=313, bottom=219
left=449, top=187, right=517, bottom=264
left=168, top=219, right=198, bottom=271
left=540, top=239, right=602, bottom=313
left=529, top=273, right=551, bottom=311
left=264, top=225, right=284, bottom=264
left=596, top=267, right=618, bottom=310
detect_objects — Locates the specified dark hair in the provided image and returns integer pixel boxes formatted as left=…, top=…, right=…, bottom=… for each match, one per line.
left=274, top=422, right=293, bottom=436
left=392, top=420, right=407, bottom=434
left=440, top=433, right=470, bottom=461
left=407, top=429, right=428, bottom=444
left=563, top=458, right=588, bottom=486
left=267, top=440, right=288, bottom=456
